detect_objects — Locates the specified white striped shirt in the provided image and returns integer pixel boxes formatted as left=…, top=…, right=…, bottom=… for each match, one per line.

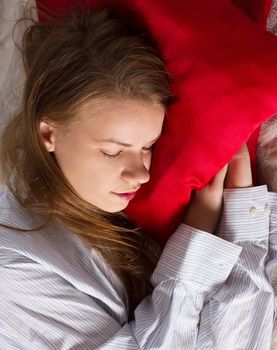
left=0, top=184, right=276, bottom=349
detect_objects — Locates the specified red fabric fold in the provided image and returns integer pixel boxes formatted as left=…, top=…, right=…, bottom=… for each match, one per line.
left=231, top=0, right=273, bottom=27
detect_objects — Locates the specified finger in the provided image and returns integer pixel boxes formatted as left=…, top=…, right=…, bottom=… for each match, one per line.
left=232, top=144, right=249, bottom=160
left=224, top=144, right=253, bottom=188
left=210, top=163, right=228, bottom=187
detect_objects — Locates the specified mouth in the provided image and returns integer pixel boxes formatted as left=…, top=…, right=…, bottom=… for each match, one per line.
left=113, top=192, right=137, bottom=201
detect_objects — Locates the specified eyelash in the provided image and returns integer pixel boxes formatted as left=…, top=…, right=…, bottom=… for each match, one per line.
left=102, top=146, right=154, bottom=159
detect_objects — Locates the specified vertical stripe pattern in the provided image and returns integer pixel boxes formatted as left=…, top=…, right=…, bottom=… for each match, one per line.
left=0, top=185, right=276, bottom=349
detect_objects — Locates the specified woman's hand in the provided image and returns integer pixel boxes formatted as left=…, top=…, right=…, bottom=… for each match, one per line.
left=182, top=144, right=253, bottom=234
left=182, top=164, right=228, bottom=234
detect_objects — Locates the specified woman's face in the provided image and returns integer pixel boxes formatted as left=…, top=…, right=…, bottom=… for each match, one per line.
left=40, top=99, right=165, bottom=212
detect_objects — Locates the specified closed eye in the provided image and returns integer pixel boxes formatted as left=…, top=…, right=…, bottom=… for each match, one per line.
left=101, top=145, right=154, bottom=159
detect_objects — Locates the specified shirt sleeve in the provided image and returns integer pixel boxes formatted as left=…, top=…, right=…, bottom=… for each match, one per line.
left=265, top=191, right=277, bottom=350
left=195, top=185, right=275, bottom=350
left=0, top=224, right=241, bottom=349
left=265, top=190, right=277, bottom=272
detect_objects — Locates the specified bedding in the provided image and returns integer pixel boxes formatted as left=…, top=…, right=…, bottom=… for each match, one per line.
left=231, top=0, right=273, bottom=26
left=0, top=0, right=25, bottom=133
left=0, top=0, right=277, bottom=347
left=1, top=0, right=277, bottom=241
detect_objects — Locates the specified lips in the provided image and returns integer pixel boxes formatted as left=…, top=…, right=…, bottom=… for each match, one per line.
left=113, top=192, right=136, bottom=201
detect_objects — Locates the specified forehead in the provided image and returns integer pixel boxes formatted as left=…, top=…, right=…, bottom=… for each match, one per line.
left=72, top=98, right=165, bottom=139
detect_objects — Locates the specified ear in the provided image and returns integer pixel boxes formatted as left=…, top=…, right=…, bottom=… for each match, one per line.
left=39, top=119, right=58, bottom=153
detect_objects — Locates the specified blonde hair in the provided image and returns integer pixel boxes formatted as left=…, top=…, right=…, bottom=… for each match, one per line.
left=0, top=4, right=172, bottom=320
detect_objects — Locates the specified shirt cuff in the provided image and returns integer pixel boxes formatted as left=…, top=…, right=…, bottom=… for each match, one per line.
left=268, top=192, right=277, bottom=245
left=152, top=223, right=242, bottom=288
left=217, top=185, right=269, bottom=241
left=269, top=191, right=277, bottom=217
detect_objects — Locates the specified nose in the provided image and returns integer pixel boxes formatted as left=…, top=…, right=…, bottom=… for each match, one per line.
left=121, top=155, right=151, bottom=186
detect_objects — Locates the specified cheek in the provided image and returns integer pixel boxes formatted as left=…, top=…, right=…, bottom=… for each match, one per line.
left=53, top=138, right=96, bottom=183
left=55, top=146, right=120, bottom=190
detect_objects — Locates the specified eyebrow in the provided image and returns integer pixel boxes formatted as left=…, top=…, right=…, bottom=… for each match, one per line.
left=95, top=134, right=161, bottom=147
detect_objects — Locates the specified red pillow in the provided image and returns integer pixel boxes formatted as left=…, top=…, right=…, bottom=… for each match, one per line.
left=37, top=0, right=277, bottom=245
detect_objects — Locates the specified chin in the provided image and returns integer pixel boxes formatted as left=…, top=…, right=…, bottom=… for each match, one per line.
left=86, top=192, right=131, bottom=213
left=107, top=203, right=129, bottom=213
left=94, top=199, right=129, bottom=213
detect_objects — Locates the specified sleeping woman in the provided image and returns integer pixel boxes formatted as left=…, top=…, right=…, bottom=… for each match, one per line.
left=0, top=5, right=276, bottom=349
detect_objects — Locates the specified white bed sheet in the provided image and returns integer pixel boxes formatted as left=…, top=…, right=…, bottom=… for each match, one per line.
left=0, top=0, right=37, bottom=130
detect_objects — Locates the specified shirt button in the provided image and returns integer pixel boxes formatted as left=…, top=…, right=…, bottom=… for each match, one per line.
left=264, top=204, right=271, bottom=216
left=249, top=207, right=257, bottom=218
